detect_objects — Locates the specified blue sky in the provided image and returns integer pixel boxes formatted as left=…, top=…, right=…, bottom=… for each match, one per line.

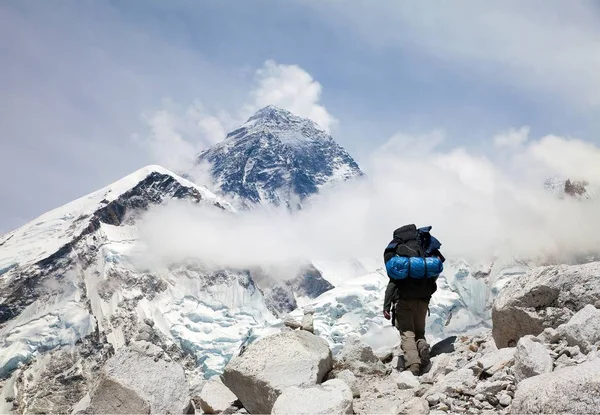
left=2, top=0, right=600, bottom=233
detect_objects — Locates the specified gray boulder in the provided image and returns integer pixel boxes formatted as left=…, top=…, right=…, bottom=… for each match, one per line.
left=391, top=370, right=420, bottom=389
left=271, top=379, right=353, bottom=415
left=470, top=347, right=515, bottom=376
left=336, top=336, right=386, bottom=375
left=301, top=314, right=314, bottom=333
left=87, top=378, right=151, bottom=415
left=199, top=377, right=237, bottom=414
left=511, top=358, right=600, bottom=414
left=87, top=342, right=190, bottom=414
left=424, top=368, right=477, bottom=398
left=513, top=335, right=552, bottom=383
left=334, top=369, right=360, bottom=398
left=400, top=397, right=430, bottom=414
left=221, top=330, right=332, bottom=414
left=556, top=304, right=600, bottom=351
left=493, top=262, right=600, bottom=348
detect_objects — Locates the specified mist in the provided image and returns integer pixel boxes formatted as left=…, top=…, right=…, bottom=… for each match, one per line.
left=136, top=130, right=600, bottom=278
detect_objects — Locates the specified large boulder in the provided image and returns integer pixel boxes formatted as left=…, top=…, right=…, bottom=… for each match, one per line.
left=87, top=378, right=151, bottom=415
left=271, top=379, right=353, bottom=415
left=556, top=304, right=600, bottom=351
left=511, top=358, right=600, bottom=414
left=336, top=336, right=386, bottom=375
left=513, top=335, right=552, bottom=383
left=199, top=377, right=237, bottom=414
left=87, top=341, right=191, bottom=414
left=221, top=330, right=332, bottom=414
left=493, top=262, right=600, bottom=348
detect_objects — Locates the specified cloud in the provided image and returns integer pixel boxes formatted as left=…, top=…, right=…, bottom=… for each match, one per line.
left=140, top=59, right=337, bottom=178
left=494, top=127, right=530, bottom=149
left=245, top=60, right=336, bottom=132
left=525, top=135, right=600, bottom=181
left=136, top=128, right=600, bottom=279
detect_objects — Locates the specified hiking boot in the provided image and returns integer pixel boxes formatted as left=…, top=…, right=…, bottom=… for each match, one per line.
left=417, top=339, right=431, bottom=368
left=408, top=363, right=421, bottom=376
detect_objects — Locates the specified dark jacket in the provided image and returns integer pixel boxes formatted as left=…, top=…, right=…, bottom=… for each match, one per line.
left=383, top=224, right=445, bottom=312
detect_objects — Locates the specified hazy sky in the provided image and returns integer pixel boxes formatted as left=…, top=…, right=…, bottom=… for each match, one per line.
left=2, top=0, right=600, bottom=233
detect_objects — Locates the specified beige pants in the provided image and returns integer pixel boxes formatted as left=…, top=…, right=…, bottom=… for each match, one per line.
left=394, top=299, right=428, bottom=368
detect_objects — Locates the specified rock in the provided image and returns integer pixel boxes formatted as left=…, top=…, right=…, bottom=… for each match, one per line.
left=390, top=355, right=405, bottom=371
left=471, top=348, right=515, bottom=376
left=334, top=369, right=360, bottom=398
left=199, top=377, right=237, bottom=414
left=271, top=379, right=353, bottom=415
left=426, top=393, right=443, bottom=406
left=87, top=378, right=151, bottom=414
left=336, top=336, right=386, bottom=375
left=556, top=304, right=600, bottom=350
left=421, top=354, right=453, bottom=383
left=391, top=370, right=420, bottom=389
left=554, top=353, right=577, bottom=369
left=474, top=380, right=510, bottom=395
left=143, top=318, right=154, bottom=327
left=301, top=314, right=314, bottom=333
left=513, top=335, right=552, bottom=383
left=283, top=316, right=302, bottom=330
left=401, top=397, right=430, bottom=414
left=87, top=345, right=190, bottom=414
left=430, top=336, right=457, bottom=357
left=511, top=358, right=600, bottom=414
left=493, top=263, right=600, bottom=348
left=498, top=392, right=512, bottom=407
left=425, top=369, right=476, bottom=398
left=374, top=347, right=394, bottom=363
left=221, top=330, right=332, bottom=414
left=537, top=327, right=560, bottom=344
left=303, top=305, right=315, bottom=315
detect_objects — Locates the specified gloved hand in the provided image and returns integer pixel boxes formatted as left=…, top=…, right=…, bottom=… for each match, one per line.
left=383, top=310, right=391, bottom=320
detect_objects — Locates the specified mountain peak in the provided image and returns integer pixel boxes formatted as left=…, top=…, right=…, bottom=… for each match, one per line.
left=197, top=107, right=363, bottom=208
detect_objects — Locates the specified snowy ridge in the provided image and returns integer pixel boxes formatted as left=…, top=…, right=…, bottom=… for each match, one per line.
left=197, top=106, right=364, bottom=208
left=0, top=165, right=231, bottom=272
left=0, top=165, right=241, bottom=384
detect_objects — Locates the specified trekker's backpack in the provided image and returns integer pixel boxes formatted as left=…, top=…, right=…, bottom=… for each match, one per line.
left=383, top=224, right=444, bottom=280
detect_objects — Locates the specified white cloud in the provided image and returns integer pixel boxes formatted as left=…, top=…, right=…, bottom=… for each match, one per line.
left=137, top=128, right=600, bottom=277
left=141, top=59, right=337, bottom=176
left=494, top=126, right=530, bottom=149
left=245, top=60, right=336, bottom=132
left=526, top=135, right=600, bottom=181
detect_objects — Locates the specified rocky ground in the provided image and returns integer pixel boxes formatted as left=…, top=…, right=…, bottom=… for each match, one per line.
left=2, top=262, right=599, bottom=414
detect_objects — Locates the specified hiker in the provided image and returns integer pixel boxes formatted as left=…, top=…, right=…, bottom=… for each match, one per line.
left=382, top=224, right=445, bottom=376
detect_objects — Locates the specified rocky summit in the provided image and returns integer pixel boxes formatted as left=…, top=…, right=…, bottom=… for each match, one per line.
left=196, top=105, right=364, bottom=208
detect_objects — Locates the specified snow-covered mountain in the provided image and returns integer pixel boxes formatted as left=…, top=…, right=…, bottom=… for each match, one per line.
left=196, top=105, right=364, bottom=208
left=0, top=165, right=346, bottom=411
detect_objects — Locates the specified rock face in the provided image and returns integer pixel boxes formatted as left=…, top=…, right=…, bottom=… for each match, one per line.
left=271, top=379, right=353, bottom=415
left=513, top=335, right=553, bottom=383
left=556, top=304, right=600, bottom=351
left=492, top=262, right=600, bottom=348
left=199, top=377, right=237, bottom=414
left=221, top=330, right=332, bottom=414
left=87, top=342, right=191, bottom=414
left=511, top=358, right=600, bottom=414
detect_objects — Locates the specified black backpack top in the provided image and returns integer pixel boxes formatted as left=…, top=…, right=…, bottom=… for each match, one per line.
left=384, top=223, right=439, bottom=262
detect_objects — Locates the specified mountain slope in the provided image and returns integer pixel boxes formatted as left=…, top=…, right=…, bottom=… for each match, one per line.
left=197, top=105, right=364, bottom=208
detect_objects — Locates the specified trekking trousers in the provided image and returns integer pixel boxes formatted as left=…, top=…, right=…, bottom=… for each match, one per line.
left=394, top=298, right=429, bottom=368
